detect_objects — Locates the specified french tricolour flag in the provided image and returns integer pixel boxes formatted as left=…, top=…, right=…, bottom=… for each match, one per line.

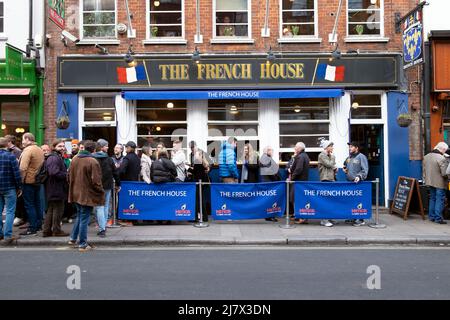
left=117, top=65, right=147, bottom=84
left=316, top=64, right=345, bottom=82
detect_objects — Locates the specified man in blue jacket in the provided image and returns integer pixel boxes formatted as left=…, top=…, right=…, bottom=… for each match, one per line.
left=219, top=137, right=239, bottom=183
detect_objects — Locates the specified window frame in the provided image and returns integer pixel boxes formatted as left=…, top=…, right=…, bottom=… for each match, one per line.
left=278, top=0, right=319, bottom=42
left=349, top=91, right=384, bottom=125
left=79, top=0, right=118, bottom=41
left=211, top=0, right=253, bottom=43
left=346, top=0, right=384, bottom=40
left=144, top=0, right=186, bottom=44
left=0, top=1, right=5, bottom=36
left=79, top=93, right=117, bottom=135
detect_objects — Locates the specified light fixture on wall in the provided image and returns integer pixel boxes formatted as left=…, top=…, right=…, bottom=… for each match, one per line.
left=230, top=105, right=238, bottom=115
left=1, top=124, right=5, bottom=130
left=370, top=0, right=377, bottom=5
left=154, top=0, right=160, bottom=7
left=103, top=113, right=113, bottom=121
left=15, top=128, right=25, bottom=133
left=192, top=47, right=201, bottom=64
left=351, top=102, right=359, bottom=109
left=294, top=106, right=301, bottom=113
left=266, top=46, right=275, bottom=64
left=124, top=45, right=137, bottom=67
left=167, top=102, right=174, bottom=109
left=156, top=126, right=162, bottom=132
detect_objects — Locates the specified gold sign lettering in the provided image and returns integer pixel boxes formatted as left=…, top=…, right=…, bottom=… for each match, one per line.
left=260, top=63, right=304, bottom=80
left=197, top=63, right=252, bottom=80
left=159, top=64, right=190, bottom=81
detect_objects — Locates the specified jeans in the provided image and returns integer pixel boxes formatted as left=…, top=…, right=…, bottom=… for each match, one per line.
left=39, top=184, right=46, bottom=224
left=22, top=184, right=42, bottom=232
left=94, top=189, right=112, bottom=232
left=70, top=204, right=92, bottom=248
left=429, top=187, right=446, bottom=222
left=0, top=189, right=17, bottom=239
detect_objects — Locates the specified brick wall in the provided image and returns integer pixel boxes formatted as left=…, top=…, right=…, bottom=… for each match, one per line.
left=45, top=0, right=422, bottom=158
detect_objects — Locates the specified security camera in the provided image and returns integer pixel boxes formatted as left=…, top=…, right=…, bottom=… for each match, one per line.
left=61, top=30, right=80, bottom=43
left=95, top=44, right=109, bottom=54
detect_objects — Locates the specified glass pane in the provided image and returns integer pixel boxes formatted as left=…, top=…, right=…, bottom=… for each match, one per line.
left=84, top=0, right=115, bottom=11
left=216, top=12, right=249, bottom=23
left=348, top=0, right=380, bottom=10
left=282, top=11, right=314, bottom=23
left=83, top=25, right=116, bottom=38
left=84, top=110, right=115, bottom=122
left=352, top=94, right=381, bottom=106
left=282, top=0, right=315, bottom=10
left=280, top=151, right=319, bottom=162
left=279, top=98, right=329, bottom=120
left=150, top=12, right=182, bottom=24
left=138, top=124, right=187, bottom=136
left=280, top=123, right=328, bottom=135
left=85, top=97, right=115, bottom=109
left=208, top=100, right=258, bottom=121
left=150, top=25, right=182, bottom=37
left=138, top=137, right=187, bottom=149
left=0, top=18, right=3, bottom=33
left=280, top=135, right=329, bottom=149
left=1, top=102, right=30, bottom=141
left=348, top=23, right=380, bottom=35
left=136, top=100, right=186, bottom=121
left=83, top=12, right=115, bottom=24
left=282, top=24, right=314, bottom=36
left=83, top=0, right=96, bottom=11
left=208, top=125, right=258, bottom=137
left=351, top=107, right=381, bottom=119
left=206, top=140, right=259, bottom=164
left=0, top=3, right=3, bottom=16
left=216, top=0, right=248, bottom=11
left=216, top=25, right=248, bottom=37
left=150, top=0, right=182, bottom=11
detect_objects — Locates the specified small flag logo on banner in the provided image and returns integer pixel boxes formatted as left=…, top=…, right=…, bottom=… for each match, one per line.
left=316, top=64, right=345, bottom=82
left=117, top=65, right=147, bottom=84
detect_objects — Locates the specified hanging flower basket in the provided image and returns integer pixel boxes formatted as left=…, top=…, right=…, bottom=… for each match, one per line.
left=397, top=113, right=413, bottom=127
left=56, top=116, right=70, bottom=130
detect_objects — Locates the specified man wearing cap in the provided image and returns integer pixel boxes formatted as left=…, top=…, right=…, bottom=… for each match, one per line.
left=119, top=141, right=141, bottom=182
left=70, top=139, right=80, bottom=158
left=318, top=140, right=337, bottom=227
left=343, top=141, right=369, bottom=226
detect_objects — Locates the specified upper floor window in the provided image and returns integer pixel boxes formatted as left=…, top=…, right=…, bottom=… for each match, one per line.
left=280, top=0, right=316, bottom=38
left=214, top=0, right=250, bottom=38
left=347, top=0, right=383, bottom=37
left=148, top=0, right=183, bottom=39
left=81, top=0, right=117, bottom=39
left=0, top=2, right=4, bottom=34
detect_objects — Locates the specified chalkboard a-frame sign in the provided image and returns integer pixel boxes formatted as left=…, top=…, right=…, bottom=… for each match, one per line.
left=390, top=176, right=425, bottom=220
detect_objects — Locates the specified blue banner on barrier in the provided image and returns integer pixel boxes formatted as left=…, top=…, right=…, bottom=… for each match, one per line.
left=294, top=181, right=372, bottom=220
left=118, top=182, right=197, bottom=220
left=211, top=182, right=286, bottom=220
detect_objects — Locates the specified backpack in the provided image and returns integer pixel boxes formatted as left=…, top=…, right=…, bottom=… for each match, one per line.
left=34, top=158, right=49, bottom=184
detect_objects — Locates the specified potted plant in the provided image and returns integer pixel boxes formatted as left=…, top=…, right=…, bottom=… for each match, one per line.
left=56, top=115, right=70, bottom=130
left=355, top=24, right=364, bottom=35
left=151, top=26, right=158, bottom=37
left=397, top=113, right=413, bottom=127
left=291, top=25, right=300, bottom=36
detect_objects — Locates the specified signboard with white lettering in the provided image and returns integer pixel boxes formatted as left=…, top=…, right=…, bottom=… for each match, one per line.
left=48, top=0, right=65, bottom=29
left=402, top=9, right=423, bottom=69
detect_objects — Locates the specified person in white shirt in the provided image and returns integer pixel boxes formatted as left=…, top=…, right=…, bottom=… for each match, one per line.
left=171, top=140, right=187, bottom=182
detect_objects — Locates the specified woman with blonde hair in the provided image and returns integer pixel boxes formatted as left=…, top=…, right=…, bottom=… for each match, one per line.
left=240, top=143, right=259, bottom=183
left=140, top=145, right=153, bottom=184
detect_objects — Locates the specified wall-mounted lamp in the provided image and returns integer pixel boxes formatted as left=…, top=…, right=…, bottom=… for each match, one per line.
left=95, top=44, right=109, bottom=54
left=351, top=102, right=359, bottom=109
left=192, top=47, right=201, bottom=64
left=167, top=102, right=174, bottom=109
left=266, top=46, right=275, bottom=64
left=154, top=0, right=160, bottom=7
left=294, top=106, right=301, bottom=113
left=1, top=124, right=6, bottom=130
left=329, top=45, right=342, bottom=61
left=124, top=45, right=137, bottom=67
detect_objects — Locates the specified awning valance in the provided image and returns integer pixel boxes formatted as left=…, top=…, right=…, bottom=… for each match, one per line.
left=0, top=88, right=30, bottom=96
left=122, top=89, right=344, bottom=100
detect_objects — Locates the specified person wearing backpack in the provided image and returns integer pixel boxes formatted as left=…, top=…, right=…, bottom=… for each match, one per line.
left=42, top=139, right=69, bottom=237
left=19, top=133, right=44, bottom=236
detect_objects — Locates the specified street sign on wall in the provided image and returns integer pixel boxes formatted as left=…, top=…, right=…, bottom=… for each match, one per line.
left=5, top=44, right=23, bottom=80
left=402, top=9, right=424, bottom=69
left=48, top=0, right=65, bottom=29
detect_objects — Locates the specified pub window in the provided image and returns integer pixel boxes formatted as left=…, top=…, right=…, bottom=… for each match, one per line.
left=147, top=0, right=183, bottom=38
left=350, top=94, right=382, bottom=119
left=207, top=99, right=258, bottom=164
left=280, top=0, right=317, bottom=38
left=0, top=2, right=4, bottom=34
left=81, top=0, right=117, bottom=39
left=279, top=98, right=330, bottom=162
left=82, top=96, right=116, bottom=124
left=347, top=0, right=383, bottom=37
left=136, top=100, right=187, bottom=155
left=214, top=0, right=250, bottom=38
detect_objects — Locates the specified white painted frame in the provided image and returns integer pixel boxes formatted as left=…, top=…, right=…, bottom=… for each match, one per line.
left=278, top=0, right=320, bottom=43
left=79, top=0, right=118, bottom=42
left=211, top=0, right=254, bottom=43
left=345, top=0, right=387, bottom=42
left=0, top=1, right=5, bottom=37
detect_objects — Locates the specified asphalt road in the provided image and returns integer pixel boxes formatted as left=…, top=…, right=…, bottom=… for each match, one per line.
left=0, top=246, right=449, bottom=300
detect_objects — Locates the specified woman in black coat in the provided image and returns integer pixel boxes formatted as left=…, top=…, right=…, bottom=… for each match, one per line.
left=150, top=149, right=177, bottom=183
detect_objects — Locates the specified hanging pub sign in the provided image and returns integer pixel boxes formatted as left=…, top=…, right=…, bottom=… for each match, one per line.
left=48, top=0, right=65, bottom=29
left=402, top=8, right=424, bottom=70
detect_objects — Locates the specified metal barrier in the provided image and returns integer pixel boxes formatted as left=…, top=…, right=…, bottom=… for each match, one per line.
left=108, top=181, right=122, bottom=228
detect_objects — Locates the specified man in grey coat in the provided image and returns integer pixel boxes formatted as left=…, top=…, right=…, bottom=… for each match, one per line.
left=424, top=142, right=449, bottom=224
left=318, top=140, right=337, bottom=227
left=259, top=146, right=280, bottom=182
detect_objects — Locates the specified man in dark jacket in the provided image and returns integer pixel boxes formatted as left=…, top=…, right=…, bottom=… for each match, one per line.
left=289, top=142, right=310, bottom=223
left=151, top=150, right=177, bottom=183
left=93, top=139, right=120, bottom=237
left=43, top=139, right=69, bottom=237
left=119, top=141, right=141, bottom=181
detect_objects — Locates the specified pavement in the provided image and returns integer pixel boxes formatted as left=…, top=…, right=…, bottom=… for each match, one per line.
left=5, top=208, right=450, bottom=247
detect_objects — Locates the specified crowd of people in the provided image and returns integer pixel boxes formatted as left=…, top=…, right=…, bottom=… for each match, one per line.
left=0, top=133, right=371, bottom=250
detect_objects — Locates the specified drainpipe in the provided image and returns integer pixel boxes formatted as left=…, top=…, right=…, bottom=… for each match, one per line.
left=26, top=0, right=33, bottom=58
left=423, top=41, right=431, bottom=154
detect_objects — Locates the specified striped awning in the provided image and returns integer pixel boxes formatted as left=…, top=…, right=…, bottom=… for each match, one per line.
left=0, top=88, right=30, bottom=95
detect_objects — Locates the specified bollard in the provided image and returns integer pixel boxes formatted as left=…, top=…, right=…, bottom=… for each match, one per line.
left=279, top=180, right=295, bottom=229
left=107, top=181, right=122, bottom=228
left=369, top=178, right=386, bottom=229
left=194, top=180, right=209, bottom=228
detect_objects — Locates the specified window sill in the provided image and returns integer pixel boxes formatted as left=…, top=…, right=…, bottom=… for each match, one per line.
left=0, top=36, right=8, bottom=41
left=210, top=38, right=255, bottom=44
left=77, top=39, right=120, bottom=45
left=143, top=39, right=187, bottom=45
left=277, top=37, right=322, bottom=44
left=344, top=36, right=389, bottom=43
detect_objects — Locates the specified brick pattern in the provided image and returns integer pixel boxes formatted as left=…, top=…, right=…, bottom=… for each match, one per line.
left=45, top=0, right=422, bottom=159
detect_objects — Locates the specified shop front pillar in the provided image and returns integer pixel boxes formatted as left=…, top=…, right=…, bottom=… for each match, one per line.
left=330, top=93, right=350, bottom=168
left=259, top=98, right=279, bottom=162
left=115, top=95, right=137, bottom=145
left=187, top=100, right=208, bottom=154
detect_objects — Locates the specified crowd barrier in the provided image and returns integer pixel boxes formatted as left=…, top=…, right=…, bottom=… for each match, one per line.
left=112, top=179, right=385, bottom=229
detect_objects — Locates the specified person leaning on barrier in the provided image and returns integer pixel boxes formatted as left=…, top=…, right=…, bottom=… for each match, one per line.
left=343, top=141, right=369, bottom=227
left=241, top=143, right=259, bottom=183
left=259, top=146, right=280, bottom=182
left=140, top=145, right=153, bottom=184
left=424, top=142, right=449, bottom=224
left=290, top=142, right=310, bottom=224
left=119, top=141, right=141, bottom=182
left=150, top=149, right=177, bottom=183
left=318, top=140, right=337, bottom=228
left=219, top=137, right=239, bottom=183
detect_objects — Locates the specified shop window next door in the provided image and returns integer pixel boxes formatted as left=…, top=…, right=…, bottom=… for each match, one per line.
left=350, top=124, right=384, bottom=205
left=82, top=127, right=117, bottom=157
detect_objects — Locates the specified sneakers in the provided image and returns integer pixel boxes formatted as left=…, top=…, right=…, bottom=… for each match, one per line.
left=265, top=217, right=278, bottom=222
left=3, top=236, right=19, bottom=245
left=79, top=245, right=93, bottom=252
left=353, top=220, right=366, bottom=227
left=436, top=220, right=448, bottom=225
left=53, top=231, right=70, bottom=237
left=19, top=230, right=37, bottom=236
left=13, top=218, right=24, bottom=227
left=68, top=239, right=77, bottom=245
left=97, top=230, right=106, bottom=238
left=320, top=220, right=334, bottom=227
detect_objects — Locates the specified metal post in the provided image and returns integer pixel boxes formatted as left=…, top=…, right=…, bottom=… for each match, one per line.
left=107, top=181, right=121, bottom=228
left=194, top=180, right=209, bottom=228
left=280, top=181, right=295, bottom=229
left=369, top=178, right=386, bottom=229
